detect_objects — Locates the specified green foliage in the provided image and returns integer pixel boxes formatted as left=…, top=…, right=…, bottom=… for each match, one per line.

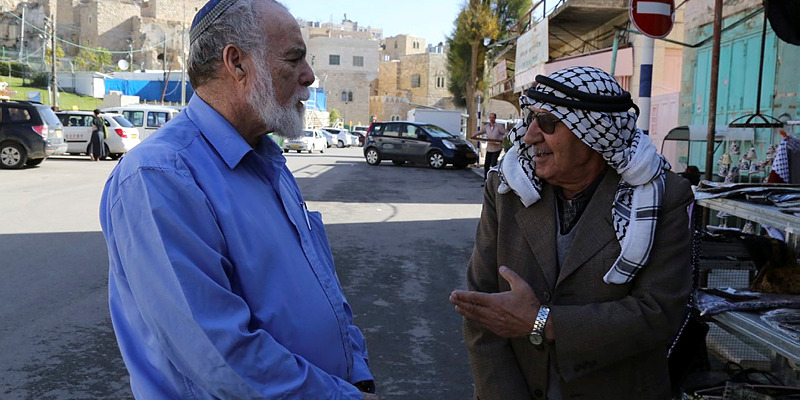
left=0, top=61, right=28, bottom=78
left=74, top=47, right=113, bottom=71
left=329, top=108, right=341, bottom=124
left=446, top=0, right=528, bottom=107
left=44, top=44, right=65, bottom=66
left=30, top=72, right=48, bottom=88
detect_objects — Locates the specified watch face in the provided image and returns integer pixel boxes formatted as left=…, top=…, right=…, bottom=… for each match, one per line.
left=528, top=333, right=543, bottom=345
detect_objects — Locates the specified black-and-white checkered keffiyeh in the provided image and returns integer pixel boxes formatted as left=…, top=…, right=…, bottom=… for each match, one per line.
left=495, top=66, right=671, bottom=284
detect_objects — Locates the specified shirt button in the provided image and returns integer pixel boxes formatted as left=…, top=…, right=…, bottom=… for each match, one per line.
left=534, top=388, right=544, bottom=398
left=542, top=291, right=551, bottom=302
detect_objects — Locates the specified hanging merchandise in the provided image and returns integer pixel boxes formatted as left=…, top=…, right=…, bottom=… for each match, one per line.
left=730, top=142, right=740, bottom=156
left=725, top=166, right=740, bottom=183
left=718, top=153, right=732, bottom=177
left=745, top=147, right=758, bottom=160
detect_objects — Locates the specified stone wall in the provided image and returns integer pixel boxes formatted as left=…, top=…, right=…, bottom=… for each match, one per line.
left=381, top=34, right=425, bottom=61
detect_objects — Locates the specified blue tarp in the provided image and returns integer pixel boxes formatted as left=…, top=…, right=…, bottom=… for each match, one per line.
left=306, top=87, right=326, bottom=111
left=105, top=79, right=325, bottom=111
left=105, top=79, right=195, bottom=103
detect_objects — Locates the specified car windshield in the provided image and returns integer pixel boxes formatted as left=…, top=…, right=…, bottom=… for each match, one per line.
left=421, top=124, right=455, bottom=138
left=303, top=130, right=313, bottom=137
left=113, top=116, right=134, bottom=127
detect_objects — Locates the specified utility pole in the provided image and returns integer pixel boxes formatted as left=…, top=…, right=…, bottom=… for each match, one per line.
left=18, top=2, right=26, bottom=62
left=180, top=0, right=186, bottom=105
left=51, top=9, right=57, bottom=108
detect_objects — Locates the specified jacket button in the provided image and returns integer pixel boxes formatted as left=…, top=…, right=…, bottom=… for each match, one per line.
left=542, top=291, right=551, bottom=302
left=534, top=389, right=544, bottom=398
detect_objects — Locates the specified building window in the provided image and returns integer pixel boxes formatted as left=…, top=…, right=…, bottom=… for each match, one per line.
left=394, top=42, right=397, bottom=49
left=348, top=91, right=353, bottom=102
left=329, top=55, right=340, bottom=65
left=341, top=91, right=348, bottom=102
left=411, top=74, right=421, bottom=88
left=435, top=72, right=445, bottom=88
left=341, top=91, right=353, bottom=102
left=353, top=56, right=364, bottom=67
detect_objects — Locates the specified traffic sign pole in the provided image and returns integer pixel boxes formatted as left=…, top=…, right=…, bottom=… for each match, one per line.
left=637, top=36, right=653, bottom=135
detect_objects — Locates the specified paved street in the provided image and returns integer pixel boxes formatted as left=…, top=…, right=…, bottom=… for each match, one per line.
left=0, top=146, right=486, bottom=399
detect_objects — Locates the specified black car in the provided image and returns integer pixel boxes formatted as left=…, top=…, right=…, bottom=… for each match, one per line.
left=0, top=100, right=66, bottom=169
left=363, top=121, right=478, bottom=169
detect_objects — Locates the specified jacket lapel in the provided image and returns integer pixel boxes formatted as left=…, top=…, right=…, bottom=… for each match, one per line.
left=516, top=183, right=558, bottom=290
left=556, top=171, right=620, bottom=287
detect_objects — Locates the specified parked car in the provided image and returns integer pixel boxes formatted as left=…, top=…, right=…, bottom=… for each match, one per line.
left=352, top=125, right=369, bottom=146
left=363, top=121, right=478, bottom=169
left=282, top=129, right=327, bottom=153
left=320, top=130, right=335, bottom=148
left=322, top=127, right=357, bottom=148
left=56, top=111, right=141, bottom=160
left=0, top=100, right=66, bottom=169
left=101, top=105, right=180, bottom=141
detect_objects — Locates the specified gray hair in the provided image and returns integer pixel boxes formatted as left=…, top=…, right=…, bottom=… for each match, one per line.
left=187, top=0, right=285, bottom=89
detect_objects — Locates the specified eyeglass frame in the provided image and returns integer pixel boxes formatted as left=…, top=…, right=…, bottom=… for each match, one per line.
left=524, top=109, right=562, bottom=135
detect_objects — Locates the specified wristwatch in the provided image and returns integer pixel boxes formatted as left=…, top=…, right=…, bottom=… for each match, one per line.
left=527, top=305, right=550, bottom=345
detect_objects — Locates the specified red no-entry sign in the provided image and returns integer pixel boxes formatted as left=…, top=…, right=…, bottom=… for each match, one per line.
left=629, top=0, right=675, bottom=39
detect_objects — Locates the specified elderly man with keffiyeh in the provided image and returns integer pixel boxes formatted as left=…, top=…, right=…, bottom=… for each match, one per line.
left=450, top=66, right=693, bottom=400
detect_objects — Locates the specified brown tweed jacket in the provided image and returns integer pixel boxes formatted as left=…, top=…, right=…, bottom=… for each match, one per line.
left=464, top=169, right=693, bottom=400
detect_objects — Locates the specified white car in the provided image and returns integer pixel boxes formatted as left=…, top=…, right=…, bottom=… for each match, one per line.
left=56, top=111, right=141, bottom=160
left=322, top=127, right=357, bottom=148
left=283, top=130, right=327, bottom=153
left=320, top=131, right=335, bottom=148
left=101, top=105, right=180, bottom=141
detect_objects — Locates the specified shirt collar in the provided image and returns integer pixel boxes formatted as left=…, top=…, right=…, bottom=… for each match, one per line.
left=184, top=94, right=284, bottom=169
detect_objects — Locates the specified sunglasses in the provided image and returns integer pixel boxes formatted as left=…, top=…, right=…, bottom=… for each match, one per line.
left=524, top=109, right=562, bottom=135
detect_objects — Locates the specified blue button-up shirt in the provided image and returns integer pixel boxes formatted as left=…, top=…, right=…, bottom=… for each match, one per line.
left=100, top=95, right=372, bottom=399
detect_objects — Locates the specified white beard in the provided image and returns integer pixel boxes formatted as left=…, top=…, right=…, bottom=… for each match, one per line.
left=247, top=56, right=308, bottom=140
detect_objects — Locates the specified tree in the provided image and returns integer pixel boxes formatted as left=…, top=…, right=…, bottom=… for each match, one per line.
left=44, top=44, right=65, bottom=66
left=74, top=47, right=113, bottom=71
left=446, top=0, right=527, bottom=140
left=329, top=108, right=341, bottom=126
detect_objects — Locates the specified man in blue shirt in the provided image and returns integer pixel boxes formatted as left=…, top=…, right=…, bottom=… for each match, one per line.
left=99, top=0, right=378, bottom=398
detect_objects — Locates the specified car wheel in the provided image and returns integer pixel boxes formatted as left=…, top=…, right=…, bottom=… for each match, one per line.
left=337, top=140, right=344, bottom=148
left=283, top=149, right=288, bottom=153
left=320, top=146, right=324, bottom=154
left=25, top=157, right=44, bottom=166
left=365, top=148, right=381, bottom=166
left=0, top=142, right=26, bottom=169
left=392, top=160, right=404, bottom=166
left=110, top=153, right=122, bottom=161
left=427, top=150, right=446, bottom=169
left=296, top=150, right=301, bottom=153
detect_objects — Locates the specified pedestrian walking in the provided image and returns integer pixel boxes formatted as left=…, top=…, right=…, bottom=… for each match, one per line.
left=89, top=109, right=107, bottom=161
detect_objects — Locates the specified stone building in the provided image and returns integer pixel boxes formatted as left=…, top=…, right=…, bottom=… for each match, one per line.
left=371, top=34, right=461, bottom=123
left=301, top=16, right=381, bottom=127
left=0, top=0, right=202, bottom=71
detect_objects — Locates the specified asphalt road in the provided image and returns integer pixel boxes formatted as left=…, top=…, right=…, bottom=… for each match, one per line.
left=0, top=146, right=486, bottom=399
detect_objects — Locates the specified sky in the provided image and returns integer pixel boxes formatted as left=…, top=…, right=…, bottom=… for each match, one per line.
left=284, top=0, right=465, bottom=46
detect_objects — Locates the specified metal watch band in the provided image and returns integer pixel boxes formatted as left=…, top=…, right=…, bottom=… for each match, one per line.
left=531, top=305, right=550, bottom=336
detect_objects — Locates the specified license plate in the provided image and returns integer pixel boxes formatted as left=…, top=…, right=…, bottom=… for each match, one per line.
left=289, top=145, right=300, bottom=149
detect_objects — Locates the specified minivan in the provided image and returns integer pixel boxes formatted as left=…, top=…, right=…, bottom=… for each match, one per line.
left=56, top=111, right=141, bottom=160
left=363, top=121, right=479, bottom=169
left=101, top=105, right=180, bottom=141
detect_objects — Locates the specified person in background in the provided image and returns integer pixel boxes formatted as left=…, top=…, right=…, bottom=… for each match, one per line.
left=450, top=66, right=693, bottom=399
left=99, top=0, right=378, bottom=398
left=89, top=109, right=107, bottom=161
left=472, top=112, right=508, bottom=183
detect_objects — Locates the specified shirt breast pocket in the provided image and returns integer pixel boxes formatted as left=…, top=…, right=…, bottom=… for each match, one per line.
left=307, top=211, right=335, bottom=268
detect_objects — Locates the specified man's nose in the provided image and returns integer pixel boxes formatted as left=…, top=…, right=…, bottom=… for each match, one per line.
left=523, top=119, right=542, bottom=145
left=300, top=61, right=314, bottom=87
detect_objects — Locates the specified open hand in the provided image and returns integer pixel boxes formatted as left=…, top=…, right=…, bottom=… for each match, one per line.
left=449, top=266, right=540, bottom=338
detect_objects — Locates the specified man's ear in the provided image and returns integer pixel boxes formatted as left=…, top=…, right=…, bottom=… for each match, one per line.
left=221, top=44, right=247, bottom=84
